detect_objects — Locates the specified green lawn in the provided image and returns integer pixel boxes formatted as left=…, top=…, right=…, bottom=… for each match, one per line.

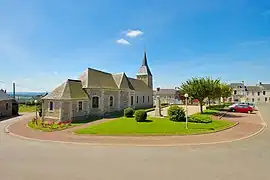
left=19, top=105, right=36, bottom=112
left=74, top=116, right=235, bottom=135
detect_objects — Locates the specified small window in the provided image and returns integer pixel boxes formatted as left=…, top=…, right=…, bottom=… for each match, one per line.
left=6, top=103, right=8, bottom=110
left=258, top=92, right=260, bottom=96
left=92, top=97, right=99, bottom=108
left=143, top=96, right=145, bottom=103
left=265, top=97, right=267, bottom=102
left=234, top=90, right=237, bottom=95
left=252, top=98, right=254, bottom=102
left=131, top=96, right=134, bottom=106
left=78, top=101, right=83, bottom=111
left=148, top=96, right=149, bottom=102
left=263, top=91, right=266, bottom=95
left=49, top=101, right=54, bottom=111
left=109, top=96, right=113, bottom=107
left=136, top=96, right=138, bottom=104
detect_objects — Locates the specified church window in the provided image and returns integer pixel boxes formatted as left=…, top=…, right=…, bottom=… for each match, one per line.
left=143, top=96, right=145, bottom=103
left=148, top=96, right=149, bottom=102
left=136, top=96, right=138, bottom=103
left=131, top=96, right=134, bottom=105
left=78, top=101, right=83, bottom=111
left=92, top=97, right=99, bottom=108
left=109, top=96, right=113, bottom=107
left=49, top=101, right=54, bottom=111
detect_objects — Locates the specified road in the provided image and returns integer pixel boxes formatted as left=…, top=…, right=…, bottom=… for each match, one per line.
left=0, top=104, right=269, bottom=180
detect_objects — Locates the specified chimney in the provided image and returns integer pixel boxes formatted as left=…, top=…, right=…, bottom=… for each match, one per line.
left=157, top=87, right=160, bottom=91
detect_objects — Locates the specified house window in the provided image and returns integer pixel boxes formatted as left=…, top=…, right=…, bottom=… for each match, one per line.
left=109, top=96, right=113, bottom=107
left=263, top=91, right=266, bottom=95
left=136, top=96, right=138, bottom=104
left=6, top=103, right=8, bottom=110
left=131, top=96, right=134, bottom=106
left=49, top=101, right=54, bottom=111
left=257, top=98, right=260, bottom=102
left=252, top=98, right=254, bottom=102
left=148, top=96, right=149, bottom=102
left=78, top=101, right=83, bottom=111
left=143, top=96, right=145, bottom=103
left=265, top=97, right=267, bottom=102
left=92, top=97, right=99, bottom=108
left=258, top=92, right=260, bottom=96
left=234, top=90, right=237, bottom=95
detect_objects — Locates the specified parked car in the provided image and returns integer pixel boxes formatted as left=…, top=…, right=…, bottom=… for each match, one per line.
left=238, top=102, right=257, bottom=110
left=228, top=104, right=254, bottom=113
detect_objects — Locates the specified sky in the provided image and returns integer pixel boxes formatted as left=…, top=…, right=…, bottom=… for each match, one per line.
left=0, top=0, right=270, bottom=92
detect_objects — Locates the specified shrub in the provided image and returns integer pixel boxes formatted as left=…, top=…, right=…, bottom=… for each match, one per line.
left=189, top=114, right=212, bottom=123
left=124, top=107, right=134, bottom=117
left=167, top=105, right=186, bottom=122
left=134, top=110, right=147, bottom=122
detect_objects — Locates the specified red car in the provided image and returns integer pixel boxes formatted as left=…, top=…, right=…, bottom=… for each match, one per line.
left=229, top=104, right=253, bottom=113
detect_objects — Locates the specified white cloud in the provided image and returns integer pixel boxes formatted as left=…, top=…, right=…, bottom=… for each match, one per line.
left=125, top=30, right=143, bottom=38
left=116, top=38, right=131, bottom=45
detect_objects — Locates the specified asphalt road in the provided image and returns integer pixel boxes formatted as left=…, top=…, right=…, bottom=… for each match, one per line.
left=0, top=104, right=270, bottom=180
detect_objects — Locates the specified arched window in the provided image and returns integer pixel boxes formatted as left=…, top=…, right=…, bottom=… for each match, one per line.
left=6, top=103, right=8, bottom=110
left=109, top=96, right=113, bottom=107
left=92, top=97, right=99, bottom=108
left=49, top=101, right=54, bottom=111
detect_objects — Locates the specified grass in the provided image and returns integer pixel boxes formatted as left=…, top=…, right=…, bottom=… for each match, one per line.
left=28, top=120, right=81, bottom=132
left=74, top=115, right=235, bottom=135
left=19, top=105, right=36, bottom=112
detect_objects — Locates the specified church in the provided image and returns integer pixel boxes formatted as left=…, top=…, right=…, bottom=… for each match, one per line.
left=42, top=52, right=153, bottom=122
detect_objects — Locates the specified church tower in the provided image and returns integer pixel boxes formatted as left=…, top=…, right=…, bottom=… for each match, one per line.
left=136, top=51, right=153, bottom=89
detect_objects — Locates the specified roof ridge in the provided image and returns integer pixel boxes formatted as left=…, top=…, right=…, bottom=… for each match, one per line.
left=87, top=67, right=112, bottom=75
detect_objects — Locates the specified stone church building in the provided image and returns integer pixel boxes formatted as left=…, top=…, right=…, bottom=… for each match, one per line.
left=42, top=52, right=153, bottom=121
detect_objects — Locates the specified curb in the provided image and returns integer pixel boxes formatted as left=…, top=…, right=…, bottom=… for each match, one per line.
left=5, top=120, right=266, bottom=147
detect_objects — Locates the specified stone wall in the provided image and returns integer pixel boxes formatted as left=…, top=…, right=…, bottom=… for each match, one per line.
left=120, top=90, right=129, bottom=110
left=85, top=88, right=104, bottom=116
left=43, top=100, right=61, bottom=120
left=0, top=100, right=12, bottom=117
left=103, top=90, right=120, bottom=113
left=134, top=91, right=153, bottom=109
left=71, top=100, right=89, bottom=120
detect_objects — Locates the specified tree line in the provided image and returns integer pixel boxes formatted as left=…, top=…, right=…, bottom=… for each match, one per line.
left=180, top=77, right=233, bottom=113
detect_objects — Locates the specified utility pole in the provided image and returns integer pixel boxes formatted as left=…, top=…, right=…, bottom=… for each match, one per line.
left=13, top=82, right=16, bottom=99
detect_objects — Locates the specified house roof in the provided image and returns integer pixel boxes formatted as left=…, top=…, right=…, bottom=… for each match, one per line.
left=79, top=67, right=151, bottom=91
left=246, top=86, right=262, bottom=92
left=154, top=89, right=177, bottom=95
left=0, top=90, right=13, bottom=101
left=261, top=84, right=270, bottom=90
left=42, top=79, right=89, bottom=100
left=128, top=77, right=152, bottom=92
left=230, top=83, right=244, bottom=87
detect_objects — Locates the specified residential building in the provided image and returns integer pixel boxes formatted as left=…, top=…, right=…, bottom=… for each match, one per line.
left=42, top=52, right=153, bottom=122
left=153, top=88, right=181, bottom=105
left=0, top=89, right=13, bottom=117
left=229, top=82, right=270, bottom=103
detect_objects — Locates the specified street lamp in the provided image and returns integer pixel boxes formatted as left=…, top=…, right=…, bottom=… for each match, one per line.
left=184, top=93, right=188, bottom=129
left=34, top=100, right=38, bottom=120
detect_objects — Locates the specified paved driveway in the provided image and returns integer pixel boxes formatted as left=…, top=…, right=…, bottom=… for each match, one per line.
left=0, top=104, right=270, bottom=180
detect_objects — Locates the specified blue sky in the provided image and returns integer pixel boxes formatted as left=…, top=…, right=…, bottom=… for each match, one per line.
left=0, top=0, right=270, bottom=92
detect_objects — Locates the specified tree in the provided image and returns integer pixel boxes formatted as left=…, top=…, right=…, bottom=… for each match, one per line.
left=205, top=77, right=221, bottom=105
left=180, top=77, right=209, bottom=113
left=220, top=83, right=233, bottom=100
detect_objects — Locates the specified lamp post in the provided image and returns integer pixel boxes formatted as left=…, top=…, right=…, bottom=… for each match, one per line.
left=34, top=100, right=38, bottom=120
left=184, top=93, right=188, bottom=129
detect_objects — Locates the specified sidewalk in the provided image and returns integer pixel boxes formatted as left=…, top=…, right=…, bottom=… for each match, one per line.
left=6, top=112, right=265, bottom=146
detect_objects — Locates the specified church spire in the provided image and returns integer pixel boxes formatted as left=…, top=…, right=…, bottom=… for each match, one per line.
left=142, top=49, right=148, bottom=66
left=137, top=50, right=152, bottom=76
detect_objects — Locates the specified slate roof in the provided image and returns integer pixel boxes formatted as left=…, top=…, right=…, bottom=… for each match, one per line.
left=128, top=78, right=152, bottom=92
left=136, top=51, right=152, bottom=76
left=261, top=84, right=270, bottom=90
left=43, top=79, right=89, bottom=100
left=154, top=89, right=177, bottom=95
left=246, top=86, right=262, bottom=92
left=0, top=90, right=13, bottom=101
left=230, top=83, right=244, bottom=88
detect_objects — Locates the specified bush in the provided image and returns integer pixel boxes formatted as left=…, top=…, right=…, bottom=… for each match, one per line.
left=124, top=107, right=134, bottom=117
left=167, top=105, right=186, bottom=122
left=134, top=110, right=147, bottom=122
left=189, top=114, right=212, bottom=123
